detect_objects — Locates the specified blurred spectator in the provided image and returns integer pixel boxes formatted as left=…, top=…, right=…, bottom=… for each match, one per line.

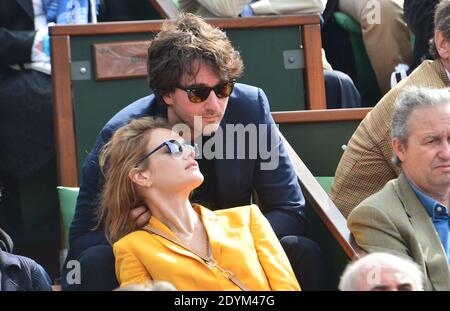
left=327, top=0, right=411, bottom=94
left=339, top=253, right=424, bottom=291
left=404, top=0, right=440, bottom=72
left=178, top=0, right=327, bottom=17
left=1, top=0, right=55, bottom=183
left=99, top=0, right=161, bottom=21
left=99, top=0, right=135, bottom=21
left=0, top=0, right=103, bottom=200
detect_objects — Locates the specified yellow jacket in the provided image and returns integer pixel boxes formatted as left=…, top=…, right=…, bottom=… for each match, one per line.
left=114, top=204, right=300, bottom=291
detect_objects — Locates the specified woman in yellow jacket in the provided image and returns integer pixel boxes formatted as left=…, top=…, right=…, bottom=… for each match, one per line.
left=98, top=117, right=300, bottom=291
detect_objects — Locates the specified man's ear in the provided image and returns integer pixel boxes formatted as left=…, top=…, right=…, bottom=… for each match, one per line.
left=129, top=168, right=152, bottom=188
left=435, top=31, right=449, bottom=60
left=162, top=91, right=175, bottom=106
left=392, top=138, right=406, bottom=163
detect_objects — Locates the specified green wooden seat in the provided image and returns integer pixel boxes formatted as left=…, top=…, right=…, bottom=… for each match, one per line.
left=56, top=186, right=79, bottom=246
left=279, top=119, right=360, bottom=176
left=280, top=129, right=364, bottom=290
left=275, top=109, right=369, bottom=288
left=315, top=176, right=334, bottom=193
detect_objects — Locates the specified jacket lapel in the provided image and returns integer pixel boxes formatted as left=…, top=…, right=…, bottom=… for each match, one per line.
left=146, top=208, right=224, bottom=265
left=396, top=174, right=450, bottom=290
left=435, top=60, right=450, bottom=86
left=196, top=205, right=223, bottom=263
left=145, top=217, right=203, bottom=264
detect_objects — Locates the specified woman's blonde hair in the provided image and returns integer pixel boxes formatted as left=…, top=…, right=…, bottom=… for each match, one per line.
left=98, top=117, right=171, bottom=244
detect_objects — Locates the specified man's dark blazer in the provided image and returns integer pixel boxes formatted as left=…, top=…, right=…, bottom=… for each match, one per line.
left=0, top=1, right=111, bottom=178
left=0, top=0, right=56, bottom=178
left=68, top=83, right=307, bottom=261
left=323, top=0, right=338, bottom=22
left=0, top=250, right=52, bottom=291
left=0, top=0, right=36, bottom=67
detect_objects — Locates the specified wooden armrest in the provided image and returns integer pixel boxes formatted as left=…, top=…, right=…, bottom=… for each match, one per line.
left=279, top=129, right=363, bottom=260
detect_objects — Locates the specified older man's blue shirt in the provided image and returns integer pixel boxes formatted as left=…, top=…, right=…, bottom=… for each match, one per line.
left=407, top=177, right=450, bottom=264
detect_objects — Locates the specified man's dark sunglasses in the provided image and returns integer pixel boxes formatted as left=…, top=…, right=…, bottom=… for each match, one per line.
left=177, top=80, right=236, bottom=103
left=135, top=139, right=198, bottom=167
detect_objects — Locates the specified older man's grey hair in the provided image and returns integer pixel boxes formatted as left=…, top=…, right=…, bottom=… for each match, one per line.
left=391, top=87, right=450, bottom=166
left=339, top=252, right=424, bottom=291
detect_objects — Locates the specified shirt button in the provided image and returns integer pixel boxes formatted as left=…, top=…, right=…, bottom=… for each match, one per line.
left=436, top=206, right=443, bottom=213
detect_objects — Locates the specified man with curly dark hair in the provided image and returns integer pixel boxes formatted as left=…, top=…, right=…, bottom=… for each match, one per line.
left=63, top=13, right=321, bottom=291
